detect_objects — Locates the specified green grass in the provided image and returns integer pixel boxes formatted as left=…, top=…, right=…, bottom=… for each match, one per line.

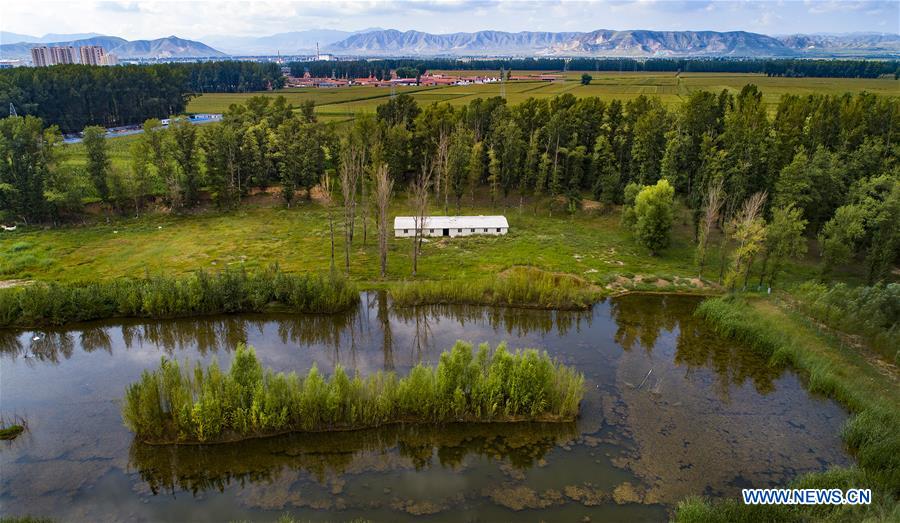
left=679, top=295, right=900, bottom=522
left=0, top=200, right=838, bottom=291
left=187, top=72, right=898, bottom=118
left=123, top=341, right=585, bottom=444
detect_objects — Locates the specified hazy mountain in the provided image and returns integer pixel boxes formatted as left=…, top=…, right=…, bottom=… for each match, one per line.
left=326, top=28, right=900, bottom=57
left=204, top=29, right=351, bottom=55
left=0, top=36, right=128, bottom=60
left=551, top=30, right=791, bottom=56
left=327, top=29, right=583, bottom=55
left=110, top=36, right=226, bottom=59
left=778, top=33, right=900, bottom=54
left=0, top=31, right=103, bottom=44
left=0, top=35, right=224, bottom=61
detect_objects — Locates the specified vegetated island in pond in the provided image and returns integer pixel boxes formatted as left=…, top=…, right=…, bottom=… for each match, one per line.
left=122, top=341, right=586, bottom=445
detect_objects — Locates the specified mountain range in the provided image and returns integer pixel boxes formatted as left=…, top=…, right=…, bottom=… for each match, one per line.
left=0, top=35, right=225, bottom=61
left=325, top=29, right=900, bottom=57
left=1, top=29, right=898, bottom=61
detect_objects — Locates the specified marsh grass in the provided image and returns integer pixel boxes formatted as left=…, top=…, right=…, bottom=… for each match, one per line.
left=790, top=282, right=899, bottom=364
left=122, top=341, right=585, bottom=444
left=390, top=267, right=598, bottom=310
left=681, top=296, right=900, bottom=522
left=0, top=414, right=28, bottom=440
left=0, top=267, right=357, bottom=327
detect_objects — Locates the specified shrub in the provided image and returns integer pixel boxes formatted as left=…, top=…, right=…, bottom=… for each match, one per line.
left=791, top=282, right=899, bottom=364
left=122, top=341, right=585, bottom=444
left=0, top=266, right=357, bottom=327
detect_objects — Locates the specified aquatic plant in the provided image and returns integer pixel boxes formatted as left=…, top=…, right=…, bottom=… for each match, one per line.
left=685, top=296, right=900, bottom=521
left=122, top=341, right=585, bottom=444
left=390, top=267, right=597, bottom=310
left=0, top=415, right=27, bottom=440
left=0, top=266, right=358, bottom=327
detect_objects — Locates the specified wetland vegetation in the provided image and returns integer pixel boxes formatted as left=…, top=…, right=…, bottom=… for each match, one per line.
left=678, top=294, right=900, bottom=522
left=122, top=341, right=585, bottom=444
left=0, top=267, right=357, bottom=327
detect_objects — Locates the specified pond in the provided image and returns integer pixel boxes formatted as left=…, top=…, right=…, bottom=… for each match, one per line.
left=0, top=293, right=851, bottom=521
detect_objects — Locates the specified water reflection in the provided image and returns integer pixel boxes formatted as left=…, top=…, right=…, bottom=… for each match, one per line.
left=130, top=422, right=578, bottom=496
left=0, top=292, right=851, bottom=521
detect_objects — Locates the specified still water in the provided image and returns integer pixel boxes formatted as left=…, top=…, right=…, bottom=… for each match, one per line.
left=0, top=293, right=850, bottom=521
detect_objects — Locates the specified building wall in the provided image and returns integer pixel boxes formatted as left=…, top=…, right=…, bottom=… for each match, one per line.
left=394, top=227, right=508, bottom=238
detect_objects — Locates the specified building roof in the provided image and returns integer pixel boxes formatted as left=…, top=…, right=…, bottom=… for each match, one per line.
left=394, top=215, right=509, bottom=230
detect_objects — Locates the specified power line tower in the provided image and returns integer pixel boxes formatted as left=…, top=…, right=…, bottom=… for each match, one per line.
left=9, top=103, right=16, bottom=117
left=390, top=82, right=396, bottom=98
left=499, top=67, right=506, bottom=99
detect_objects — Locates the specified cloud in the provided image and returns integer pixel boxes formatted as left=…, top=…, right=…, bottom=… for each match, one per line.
left=97, top=1, right=141, bottom=13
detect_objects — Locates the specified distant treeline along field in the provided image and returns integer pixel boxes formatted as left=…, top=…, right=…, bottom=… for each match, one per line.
left=0, top=57, right=897, bottom=133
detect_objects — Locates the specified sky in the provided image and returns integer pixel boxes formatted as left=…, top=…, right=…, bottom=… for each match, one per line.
left=2, top=0, right=898, bottom=41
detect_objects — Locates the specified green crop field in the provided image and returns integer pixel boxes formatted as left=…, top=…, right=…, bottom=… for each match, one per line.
left=187, top=72, right=899, bottom=119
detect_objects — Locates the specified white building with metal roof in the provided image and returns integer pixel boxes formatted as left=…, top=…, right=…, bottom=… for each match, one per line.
left=394, top=216, right=509, bottom=238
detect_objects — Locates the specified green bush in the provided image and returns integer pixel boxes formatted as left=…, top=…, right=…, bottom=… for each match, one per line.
left=791, top=282, right=899, bottom=364
left=390, top=267, right=597, bottom=310
left=122, top=341, right=585, bottom=444
left=0, top=266, right=358, bottom=327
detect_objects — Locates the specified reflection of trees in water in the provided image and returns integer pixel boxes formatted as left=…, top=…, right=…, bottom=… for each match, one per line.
left=376, top=291, right=394, bottom=370
left=391, top=303, right=592, bottom=364
left=610, top=295, right=781, bottom=395
left=610, top=294, right=679, bottom=352
left=673, top=319, right=781, bottom=397
left=0, top=330, right=76, bottom=363
left=129, top=422, right=577, bottom=496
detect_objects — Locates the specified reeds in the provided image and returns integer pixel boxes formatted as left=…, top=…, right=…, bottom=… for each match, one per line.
left=122, top=341, right=585, bottom=444
left=390, top=267, right=597, bottom=310
left=693, top=296, right=900, bottom=510
left=0, top=267, right=358, bottom=327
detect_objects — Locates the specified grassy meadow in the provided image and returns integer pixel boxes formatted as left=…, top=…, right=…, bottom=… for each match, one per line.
left=186, top=72, right=899, bottom=120
left=0, top=197, right=841, bottom=291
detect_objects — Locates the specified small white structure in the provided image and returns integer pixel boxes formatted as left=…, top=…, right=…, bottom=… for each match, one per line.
left=394, top=216, right=509, bottom=238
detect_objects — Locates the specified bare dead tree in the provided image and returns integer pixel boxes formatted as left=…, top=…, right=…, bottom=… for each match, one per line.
left=373, top=163, right=394, bottom=279
left=319, top=173, right=337, bottom=273
left=410, top=158, right=433, bottom=277
left=696, top=178, right=725, bottom=278
left=339, top=141, right=364, bottom=274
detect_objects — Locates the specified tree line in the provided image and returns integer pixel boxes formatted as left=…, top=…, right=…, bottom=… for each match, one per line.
left=1, top=86, right=897, bottom=283
left=291, top=57, right=900, bottom=80
left=0, top=62, right=285, bottom=133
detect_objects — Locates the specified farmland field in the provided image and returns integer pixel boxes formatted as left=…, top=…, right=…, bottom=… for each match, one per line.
left=187, top=72, right=899, bottom=119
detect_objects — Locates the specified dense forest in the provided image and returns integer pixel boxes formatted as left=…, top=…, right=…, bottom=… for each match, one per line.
left=0, top=62, right=284, bottom=133
left=292, top=57, right=900, bottom=80
left=1, top=87, right=898, bottom=284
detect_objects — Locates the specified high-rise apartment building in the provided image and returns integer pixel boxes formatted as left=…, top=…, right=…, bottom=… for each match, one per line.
left=79, top=46, right=107, bottom=66
left=30, top=47, right=52, bottom=67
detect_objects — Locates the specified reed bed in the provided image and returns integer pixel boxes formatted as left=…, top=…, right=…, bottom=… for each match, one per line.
left=390, top=267, right=598, bottom=310
left=0, top=267, right=358, bottom=327
left=122, top=341, right=585, bottom=444
left=682, top=296, right=900, bottom=522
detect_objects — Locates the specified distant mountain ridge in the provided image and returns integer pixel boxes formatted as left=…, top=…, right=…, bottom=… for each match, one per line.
left=2, top=29, right=898, bottom=61
left=0, top=35, right=225, bottom=61
left=202, top=28, right=382, bottom=55
left=325, top=28, right=900, bottom=57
